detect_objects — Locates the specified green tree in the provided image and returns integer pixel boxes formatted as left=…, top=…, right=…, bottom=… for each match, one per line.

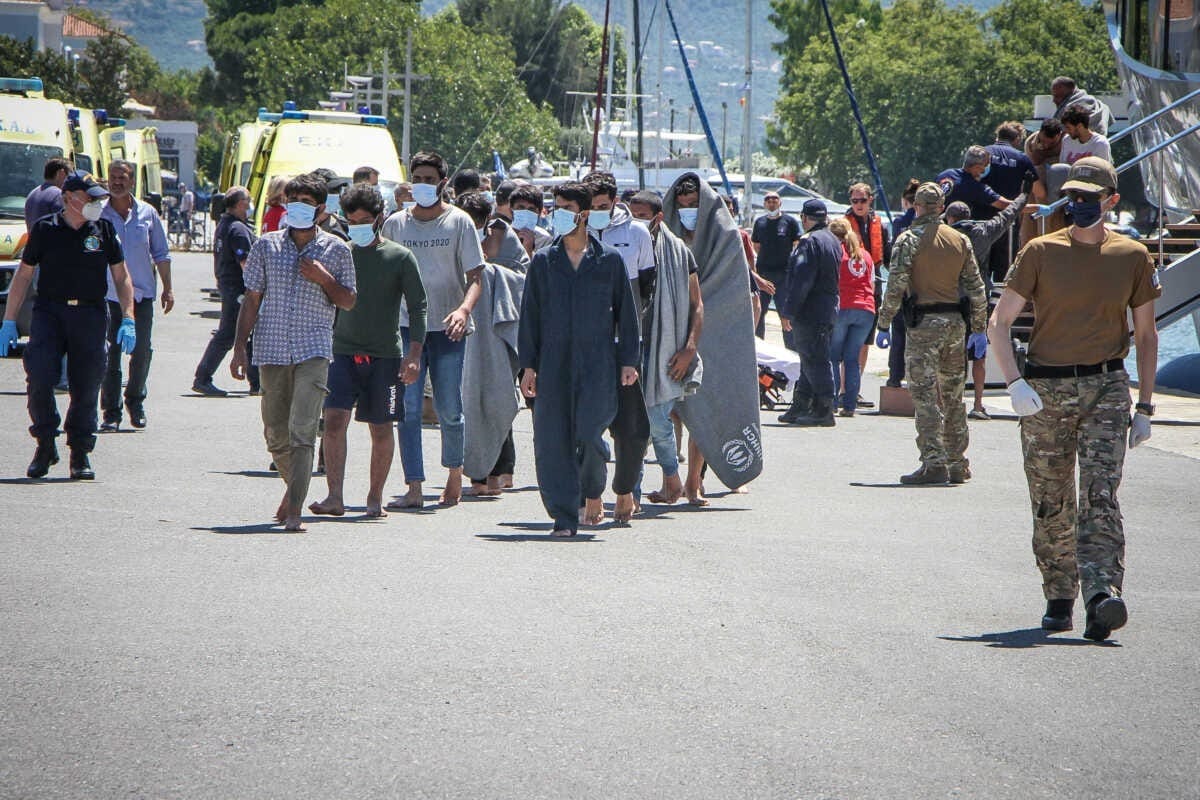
left=0, top=36, right=82, bottom=105
left=409, top=10, right=561, bottom=168
left=456, top=0, right=624, bottom=126
left=78, top=32, right=161, bottom=115
left=767, top=0, right=1117, bottom=201
left=769, top=0, right=884, bottom=94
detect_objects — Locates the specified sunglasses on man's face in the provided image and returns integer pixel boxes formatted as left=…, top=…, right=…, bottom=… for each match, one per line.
left=1066, top=191, right=1105, bottom=204
left=850, top=197, right=871, bottom=204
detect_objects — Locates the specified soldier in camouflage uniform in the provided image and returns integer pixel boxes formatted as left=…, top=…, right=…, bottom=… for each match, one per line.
left=989, top=157, right=1160, bottom=641
left=875, top=182, right=988, bottom=485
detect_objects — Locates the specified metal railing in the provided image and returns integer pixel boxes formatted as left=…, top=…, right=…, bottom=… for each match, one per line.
left=1040, top=117, right=1200, bottom=266
left=1107, top=86, right=1200, bottom=146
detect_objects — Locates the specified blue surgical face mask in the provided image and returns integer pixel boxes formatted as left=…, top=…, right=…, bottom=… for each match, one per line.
left=979, top=165, right=991, bottom=179
left=587, top=209, right=611, bottom=231
left=552, top=208, right=578, bottom=236
left=402, top=201, right=416, bottom=211
left=1067, top=198, right=1104, bottom=229
left=677, top=207, right=699, bottom=231
left=481, top=190, right=495, bottom=206
left=285, top=201, right=318, bottom=229
left=512, top=209, right=539, bottom=230
left=347, top=223, right=376, bottom=247
left=411, top=182, right=440, bottom=207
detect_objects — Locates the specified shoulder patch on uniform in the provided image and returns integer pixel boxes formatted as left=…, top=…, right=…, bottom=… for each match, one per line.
left=1151, top=270, right=1161, bottom=289
left=84, top=235, right=101, bottom=252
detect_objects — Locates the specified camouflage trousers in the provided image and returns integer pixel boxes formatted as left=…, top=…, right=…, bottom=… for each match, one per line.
left=904, top=313, right=968, bottom=469
left=1020, top=371, right=1130, bottom=602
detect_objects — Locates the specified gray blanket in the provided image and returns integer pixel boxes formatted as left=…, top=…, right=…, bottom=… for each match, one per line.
left=664, top=174, right=763, bottom=489
left=643, top=223, right=702, bottom=408
left=462, top=264, right=525, bottom=480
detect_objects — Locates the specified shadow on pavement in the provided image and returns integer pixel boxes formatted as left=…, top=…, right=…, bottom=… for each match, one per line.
left=938, top=628, right=1120, bottom=649
left=850, top=482, right=962, bottom=489
left=0, top=476, right=78, bottom=484
left=191, top=523, right=289, bottom=535
left=212, top=470, right=279, bottom=479
left=477, top=521, right=602, bottom=542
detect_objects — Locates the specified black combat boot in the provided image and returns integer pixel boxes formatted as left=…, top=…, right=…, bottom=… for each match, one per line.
left=1083, top=593, right=1127, bottom=642
left=900, top=464, right=949, bottom=485
left=790, top=398, right=836, bottom=427
left=1041, top=598, right=1074, bottom=631
left=777, top=391, right=812, bottom=424
left=69, top=449, right=95, bottom=481
left=27, top=439, right=60, bottom=478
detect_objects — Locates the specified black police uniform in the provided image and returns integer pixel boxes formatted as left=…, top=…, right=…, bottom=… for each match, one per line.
left=778, top=219, right=842, bottom=424
left=22, top=212, right=124, bottom=454
left=194, top=212, right=257, bottom=388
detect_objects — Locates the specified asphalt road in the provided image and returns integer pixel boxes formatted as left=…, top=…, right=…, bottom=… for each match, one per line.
left=2, top=252, right=1198, bottom=799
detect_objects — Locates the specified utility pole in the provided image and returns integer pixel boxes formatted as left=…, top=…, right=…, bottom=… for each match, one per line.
left=401, top=30, right=429, bottom=169
left=722, top=101, right=728, bottom=160
left=740, top=0, right=754, bottom=225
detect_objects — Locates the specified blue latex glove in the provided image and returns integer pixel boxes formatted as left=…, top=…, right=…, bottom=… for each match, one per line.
left=875, top=329, right=891, bottom=349
left=116, top=317, right=136, bottom=355
left=0, top=319, right=17, bottom=357
left=1032, top=204, right=1054, bottom=218
left=967, top=332, right=988, bottom=359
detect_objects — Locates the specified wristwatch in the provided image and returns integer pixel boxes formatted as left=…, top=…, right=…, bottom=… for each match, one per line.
left=1135, top=402, right=1155, bottom=417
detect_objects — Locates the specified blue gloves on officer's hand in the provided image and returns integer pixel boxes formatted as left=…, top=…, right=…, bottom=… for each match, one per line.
left=1032, top=204, right=1054, bottom=218
left=116, top=317, right=136, bottom=355
left=0, top=319, right=17, bottom=357
left=967, top=333, right=988, bottom=359
left=875, top=329, right=890, bottom=349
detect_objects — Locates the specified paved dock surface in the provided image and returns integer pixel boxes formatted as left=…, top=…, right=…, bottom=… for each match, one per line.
left=2, top=252, right=1198, bottom=799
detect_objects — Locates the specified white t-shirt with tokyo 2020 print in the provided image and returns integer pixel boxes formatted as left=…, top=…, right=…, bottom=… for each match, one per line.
left=381, top=205, right=485, bottom=333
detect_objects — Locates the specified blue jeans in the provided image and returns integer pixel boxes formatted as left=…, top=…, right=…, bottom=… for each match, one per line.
left=398, top=328, right=465, bottom=483
left=646, top=400, right=679, bottom=478
left=830, top=308, right=875, bottom=412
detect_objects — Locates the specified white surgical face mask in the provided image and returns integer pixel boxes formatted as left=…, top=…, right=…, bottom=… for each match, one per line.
left=587, top=209, right=611, bottom=231
left=512, top=209, right=539, bottom=230
left=82, top=199, right=105, bottom=222
left=402, top=201, right=416, bottom=211
left=285, top=201, right=317, bottom=229
left=552, top=208, right=577, bottom=236
left=481, top=190, right=495, bottom=206
left=766, top=208, right=781, bottom=219
left=677, top=207, right=699, bottom=231
left=347, top=223, right=376, bottom=247
left=411, top=182, right=439, bottom=207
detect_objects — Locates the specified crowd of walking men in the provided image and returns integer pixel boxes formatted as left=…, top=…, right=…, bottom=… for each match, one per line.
left=1, top=80, right=1162, bottom=640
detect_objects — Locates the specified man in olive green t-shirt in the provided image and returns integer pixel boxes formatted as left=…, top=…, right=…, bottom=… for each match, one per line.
left=309, top=183, right=428, bottom=518
left=989, top=157, right=1160, bottom=642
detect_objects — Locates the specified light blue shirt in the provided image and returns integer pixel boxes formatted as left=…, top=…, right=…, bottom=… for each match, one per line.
left=103, top=196, right=170, bottom=303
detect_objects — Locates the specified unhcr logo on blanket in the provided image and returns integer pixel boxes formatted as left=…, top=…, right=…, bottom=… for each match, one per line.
left=722, top=425, right=763, bottom=473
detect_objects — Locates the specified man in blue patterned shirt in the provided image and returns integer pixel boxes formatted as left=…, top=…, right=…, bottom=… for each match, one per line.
left=231, top=173, right=357, bottom=531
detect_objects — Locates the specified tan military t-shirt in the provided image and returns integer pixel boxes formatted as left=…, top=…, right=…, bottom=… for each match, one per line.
left=1005, top=228, right=1160, bottom=366
left=910, top=222, right=974, bottom=304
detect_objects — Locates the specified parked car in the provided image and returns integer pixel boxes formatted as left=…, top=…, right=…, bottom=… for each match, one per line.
left=707, top=174, right=850, bottom=218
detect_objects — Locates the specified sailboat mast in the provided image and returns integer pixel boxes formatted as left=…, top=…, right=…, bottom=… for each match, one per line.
left=741, top=0, right=754, bottom=225
left=634, top=0, right=645, bottom=189
left=591, top=0, right=613, bottom=169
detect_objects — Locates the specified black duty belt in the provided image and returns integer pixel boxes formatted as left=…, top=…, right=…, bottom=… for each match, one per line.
left=1024, top=359, right=1125, bottom=379
left=915, top=302, right=963, bottom=314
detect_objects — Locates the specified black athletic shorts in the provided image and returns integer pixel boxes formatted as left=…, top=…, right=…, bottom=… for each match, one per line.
left=325, top=353, right=402, bottom=424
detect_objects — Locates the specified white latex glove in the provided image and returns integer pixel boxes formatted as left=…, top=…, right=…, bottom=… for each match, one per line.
left=1007, top=378, right=1044, bottom=417
left=1129, top=412, right=1152, bottom=448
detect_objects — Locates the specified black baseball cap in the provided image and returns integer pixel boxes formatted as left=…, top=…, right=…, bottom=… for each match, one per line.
left=801, top=198, right=827, bottom=219
left=62, top=170, right=109, bottom=198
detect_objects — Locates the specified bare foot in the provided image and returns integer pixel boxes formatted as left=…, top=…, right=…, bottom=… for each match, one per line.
left=463, top=481, right=498, bottom=497
left=583, top=497, right=604, bottom=526
left=500, top=474, right=513, bottom=489
left=551, top=528, right=577, bottom=538
left=282, top=514, right=306, bottom=532
left=439, top=470, right=463, bottom=506
left=308, top=497, right=345, bottom=516
left=386, top=484, right=424, bottom=510
left=734, top=485, right=750, bottom=495
left=613, top=493, right=637, bottom=524
left=487, top=475, right=504, bottom=494
left=274, top=493, right=289, bottom=522
left=364, top=501, right=388, bottom=519
left=647, top=475, right=684, bottom=504
left=684, top=483, right=709, bottom=507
